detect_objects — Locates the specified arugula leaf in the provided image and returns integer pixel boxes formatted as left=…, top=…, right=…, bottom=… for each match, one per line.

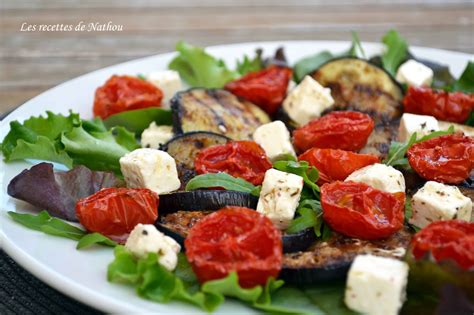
left=168, top=41, right=238, bottom=88
left=273, top=160, right=320, bottom=194
left=452, top=61, right=474, bottom=93
left=345, top=31, right=366, bottom=59
left=185, top=172, right=257, bottom=194
left=384, top=126, right=455, bottom=167
left=286, top=207, right=319, bottom=234
left=236, top=50, right=263, bottom=76
left=103, top=108, right=173, bottom=135
left=76, top=232, right=117, bottom=249
left=381, top=30, right=408, bottom=76
left=8, top=210, right=85, bottom=241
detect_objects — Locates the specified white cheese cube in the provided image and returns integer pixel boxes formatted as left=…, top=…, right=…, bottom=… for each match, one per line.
left=344, top=255, right=409, bottom=315
left=287, top=80, right=296, bottom=93
left=125, top=224, right=181, bottom=271
left=140, top=122, right=174, bottom=149
left=146, top=70, right=182, bottom=108
left=395, top=59, right=434, bottom=87
left=120, top=148, right=181, bottom=194
left=257, top=169, right=304, bottom=230
left=409, top=181, right=472, bottom=229
left=282, top=75, right=334, bottom=126
left=252, top=121, right=296, bottom=162
left=345, top=163, right=405, bottom=194
left=398, top=113, right=439, bottom=143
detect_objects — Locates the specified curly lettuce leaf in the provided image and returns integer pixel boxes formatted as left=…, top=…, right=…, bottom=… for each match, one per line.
left=168, top=41, right=238, bottom=88
left=236, top=49, right=264, bottom=76
left=381, top=30, right=408, bottom=76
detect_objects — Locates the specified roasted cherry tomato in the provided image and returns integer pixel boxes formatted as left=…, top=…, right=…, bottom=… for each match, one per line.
left=185, top=206, right=282, bottom=288
left=225, top=66, right=292, bottom=115
left=321, top=181, right=404, bottom=240
left=293, top=111, right=374, bottom=153
left=299, top=148, right=379, bottom=185
left=411, top=220, right=474, bottom=270
left=194, top=141, right=272, bottom=185
left=407, top=134, right=474, bottom=184
left=76, top=188, right=158, bottom=242
left=93, top=75, right=163, bottom=119
left=403, top=86, right=474, bottom=123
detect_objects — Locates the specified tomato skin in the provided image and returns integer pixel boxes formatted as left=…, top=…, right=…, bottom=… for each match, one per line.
left=321, top=181, right=404, bottom=240
left=225, top=66, right=292, bottom=115
left=407, top=134, right=474, bottom=184
left=411, top=220, right=474, bottom=270
left=403, top=86, right=474, bottom=123
left=299, top=148, right=379, bottom=185
left=292, top=111, right=375, bottom=153
left=93, top=75, right=163, bottom=119
left=185, top=207, right=282, bottom=288
left=76, top=188, right=158, bottom=242
left=194, top=141, right=272, bottom=185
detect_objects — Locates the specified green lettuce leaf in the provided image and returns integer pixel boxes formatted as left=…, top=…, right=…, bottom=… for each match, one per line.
left=381, top=30, right=408, bottom=76
left=236, top=50, right=264, bottom=76
left=168, top=41, right=238, bottom=88
left=103, top=107, right=173, bottom=135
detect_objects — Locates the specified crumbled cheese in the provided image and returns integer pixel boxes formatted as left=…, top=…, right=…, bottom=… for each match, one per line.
left=398, top=113, right=439, bottom=142
left=146, top=70, right=183, bottom=108
left=345, top=163, right=405, bottom=194
left=125, top=224, right=181, bottom=271
left=409, top=181, right=472, bottom=229
left=140, top=122, right=174, bottom=149
left=120, top=148, right=181, bottom=194
left=253, top=121, right=296, bottom=161
left=395, top=59, right=434, bottom=87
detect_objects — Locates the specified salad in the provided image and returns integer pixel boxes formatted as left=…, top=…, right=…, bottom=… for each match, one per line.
left=2, top=30, right=473, bottom=314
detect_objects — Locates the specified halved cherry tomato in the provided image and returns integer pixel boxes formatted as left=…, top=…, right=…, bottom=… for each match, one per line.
left=411, top=220, right=474, bottom=270
left=321, top=181, right=404, bottom=240
left=293, top=111, right=374, bottom=153
left=185, top=206, right=282, bottom=288
left=225, top=66, right=292, bottom=115
left=93, top=75, right=163, bottom=119
left=403, top=86, right=474, bottom=123
left=407, top=134, right=474, bottom=184
left=76, top=188, right=158, bottom=242
left=194, top=141, right=272, bottom=185
left=299, top=148, right=379, bottom=185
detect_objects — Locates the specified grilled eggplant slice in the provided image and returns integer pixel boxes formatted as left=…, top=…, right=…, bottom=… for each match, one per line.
left=171, top=88, right=270, bottom=140
left=280, top=227, right=412, bottom=284
left=360, top=119, right=399, bottom=158
left=161, top=132, right=230, bottom=186
left=312, top=58, right=404, bottom=124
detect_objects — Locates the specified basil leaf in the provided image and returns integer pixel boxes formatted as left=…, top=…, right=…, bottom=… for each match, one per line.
left=452, top=61, right=474, bottom=93
left=185, top=172, right=257, bottom=193
left=381, top=30, right=408, bottom=76
left=293, top=51, right=333, bottom=82
left=77, top=232, right=117, bottom=249
left=103, top=108, right=173, bottom=135
left=8, top=210, right=86, bottom=241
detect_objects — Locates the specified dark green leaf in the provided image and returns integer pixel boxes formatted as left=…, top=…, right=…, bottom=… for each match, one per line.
left=286, top=207, right=319, bottom=234
left=103, top=108, right=173, bottom=135
left=293, top=51, right=334, bottom=82
left=273, top=160, right=320, bottom=195
left=77, top=232, right=117, bottom=249
left=381, top=30, right=408, bottom=76
left=452, top=61, right=474, bottom=93
left=465, top=110, right=474, bottom=126
left=345, top=31, right=366, bottom=59
left=185, top=172, right=257, bottom=193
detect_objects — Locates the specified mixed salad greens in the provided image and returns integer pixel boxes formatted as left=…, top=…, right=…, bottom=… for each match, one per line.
left=2, top=29, right=473, bottom=314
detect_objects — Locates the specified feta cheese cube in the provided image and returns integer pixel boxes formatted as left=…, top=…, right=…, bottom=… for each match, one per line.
left=140, top=122, right=174, bottom=149
left=282, top=75, right=334, bottom=126
left=125, top=224, right=181, bottom=271
left=253, top=121, right=296, bottom=161
left=120, top=148, right=181, bottom=194
left=344, top=255, right=409, bottom=315
left=345, top=163, right=405, bottom=194
left=395, top=59, right=434, bottom=87
left=409, top=181, right=472, bottom=229
left=398, top=113, right=439, bottom=142
left=257, top=169, right=304, bottom=230
left=146, top=70, right=182, bottom=107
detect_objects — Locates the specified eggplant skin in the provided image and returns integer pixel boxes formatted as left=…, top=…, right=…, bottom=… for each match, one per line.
left=312, top=57, right=404, bottom=124
left=171, top=88, right=270, bottom=140
left=161, top=131, right=230, bottom=187
left=281, top=227, right=412, bottom=284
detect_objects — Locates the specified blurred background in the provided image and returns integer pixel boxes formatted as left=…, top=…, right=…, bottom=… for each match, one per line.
left=1, top=0, right=473, bottom=116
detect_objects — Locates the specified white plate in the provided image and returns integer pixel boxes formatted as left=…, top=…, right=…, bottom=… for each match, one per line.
left=1, top=41, right=472, bottom=314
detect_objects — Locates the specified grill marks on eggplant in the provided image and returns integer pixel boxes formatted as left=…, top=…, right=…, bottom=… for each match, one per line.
left=162, top=132, right=230, bottom=187
left=360, top=119, right=399, bottom=158
left=281, top=228, right=412, bottom=284
left=160, top=210, right=213, bottom=239
left=312, top=58, right=404, bottom=125
left=171, top=88, right=270, bottom=140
